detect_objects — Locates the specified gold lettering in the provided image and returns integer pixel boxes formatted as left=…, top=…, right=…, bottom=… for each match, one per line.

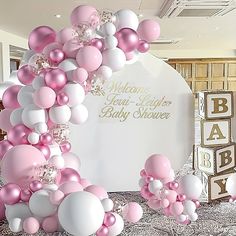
left=214, top=178, right=228, bottom=195
left=206, top=124, right=226, bottom=141
left=200, top=152, right=211, bottom=168
left=212, top=98, right=228, bottom=114
left=219, top=150, right=232, bottom=168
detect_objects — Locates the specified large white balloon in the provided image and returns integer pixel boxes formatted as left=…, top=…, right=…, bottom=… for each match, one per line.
left=62, top=152, right=81, bottom=172
left=58, top=191, right=105, bottom=236
left=70, top=104, right=88, bottom=124
left=102, top=48, right=126, bottom=72
left=5, top=203, right=32, bottom=221
left=22, top=104, right=47, bottom=128
left=177, top=175, right=203, bottom=200
left=58, top=59, right=78, bottom=72
left=10, top=108, right=23, bottom=126
left=17, top=85, right=34, bottom=107
left=62, top=83, right=85, bottom=107
left=49, top=105, right=71, bottom=124
left=114, top=9, right=139, bottom=31
left=108, top=213, right=124, bottom=236
left=29, top=190, right=57, bottom=218
left=226, top=173, right=236, bottom=197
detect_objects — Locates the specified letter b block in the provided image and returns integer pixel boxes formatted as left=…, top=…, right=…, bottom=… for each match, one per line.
left=197, top=143, right=236, bottom=175
left=198, top=91, right=234, bottom=119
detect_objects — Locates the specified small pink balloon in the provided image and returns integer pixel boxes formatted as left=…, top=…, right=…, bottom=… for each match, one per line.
left=20, top=189, right=32, bottom=202
left=63, top=39, right=83, bottom=58
left=23, top=217, right=40, bottom=234
left=170, top=202, right=184, bottom=216
left=145, top=176, right=154, bottom=183
left=60, top=141, right=71, bottom=153
left=0, top=198, right=5, bottom=220
left=90, top=38, right=104, bottom=51
left=42, top=42, right=63, bottom=57
left=40, top=133, right=53, bottom=145
left=137, top=20, right=160, bottom=42
left=169, top=181, right=179, bottom=190
left=177, top=194, right=186, bottom=202
left=0, top=183, right=21, bottom=205
left=57, top=168, right=81, bottom=185
left=140, top=169, right=147, bottom=177
left=103, top=212, right=116, bottom=227
left=166, top=190, right=178, bottom=203
left=50, top=190, right=65, bottom=205
left=194, top=200, right=201, bottom=208
left=17, top=65, right=35, bottom=85
left=72, top=67, right=88, bottom=83
left=7, top=124, right=31, bottom=145
left=33, top=86, right=56, bottom=109
left=28, top=26, right=56, bottom=53
left=29, top=180, right=43, bottom=192
left=49, top=49, right=65, bottom=64
left=57, top=92, right=69, bottom=106
left=0, top=140, right=13, bottom=160
left=76, top=46, right=102, bottom=72
left=44, top=68, right=67, bottom=91
left=2, top=85, right=22, bottom=109
left=80, top=178, right=91, bottom=188
left=140, top=185, right=154, bottom=200
left=85, top=185, right=108, bottom=200
left=56, top=27, right=74, bottom=44
left=58, top=181, right=83, bottom=195
left=122, top=202, right=143, bottom=223
left=115, top=28, right=139, bottom=53
left=42, top=216, right=58, bottom=233
left=35, top=144, right=51, bottom=160
left=137, top=40, right=150, bottom=53
left=147, top=199, right=160, bottom=210
left=96, top=225, right=109, bottom=236
left=160, top=198, right=170, bottom=208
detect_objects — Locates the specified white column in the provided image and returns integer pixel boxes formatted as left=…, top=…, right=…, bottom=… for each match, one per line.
left=1, top=42, right=10, bottom=82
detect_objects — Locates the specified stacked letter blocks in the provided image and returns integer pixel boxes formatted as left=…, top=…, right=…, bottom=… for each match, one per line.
left=196, top=91, right=236, bottom=202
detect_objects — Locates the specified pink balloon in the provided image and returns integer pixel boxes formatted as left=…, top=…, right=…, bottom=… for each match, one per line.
left=2, top=85, right=22, bottom=109
left=20, top=189, right=32, bottom=202
left=29, top=180, right=43, bottom=192
left=84, top=185, right=108, bottom=200
left=90, top=38, right=104, bottom=51
left=33, top=86, right=56, bottom=108
left=1, top=145, right=46, bottom=187
left=80, top=178, right=91, bottom=188
left=57, top=168, right=81, bottom=185
left=122, top=202, right=143, bottom=223
left=49, top=49, right=65, bottom=64
left=76, top=46, right=102, bottom=72
left=56, top=27, right=74, bottom=44
left=42, top=216, right=58, bottom=233
left=0, top=198, right=5, bottom=220
left=72, top=67, right=88, bottom=83
left=137, top=40, right=150, bottom=53
left=60, top=141, right=71, bottom=153
left=103, top=212, right=116, bottom=227
left=28, top=26, right=56, bottom=53
left=0, top=109, right=13, bottom=132
left=115, top=28, right=139, bottom=53
left=0, top=140, right=13, bottom=160
left=96, top=225, right=109, bottom=236
left=17, top=65, right=35, bottom=85
left=42, top=42, right=63, bottom=57
left=44, top=68, right=67, bottom=91
left=40, top=133, right=53, bottom=145
left=23, top=217, right=40, bottom=234
left=34, top=144, right=51, bottom=160
left=140, top=185, right=154, bottom=200
left=0, top=183, right=21, bottom=205
left=7, top=124, right=31, bottom=145
left=58, top=181, right=83, bottom=195
left=63, top=39, right=83, bottom=58
left=49, top=190, right=65, bottom=205
left=56, top=92, right=69, bottom=106
left=147, top=199, right=160, bottom=210
left=137, top=20, right=160, bottom=42
left=144, top=154, right=171, bottom=179
left=125, top=51, right=135, bottom=61
left=163, top=206, right=171, bottom=216
left=166, top=190, right=178, bottom=203
left=170, top=202, right=184, bottom=216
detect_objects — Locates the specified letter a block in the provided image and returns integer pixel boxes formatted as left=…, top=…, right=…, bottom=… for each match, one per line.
left=200, top=119, right=231, bottom=147
left=196, top=143, right=236, bottom=175
left=198, top=91, right=234, bottom=119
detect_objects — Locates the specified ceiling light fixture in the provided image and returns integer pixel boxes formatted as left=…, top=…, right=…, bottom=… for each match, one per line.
left=54, top=14, right=61, bottom=18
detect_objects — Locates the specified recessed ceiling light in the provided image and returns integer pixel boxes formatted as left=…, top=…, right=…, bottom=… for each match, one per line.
left=55, top=14, right=61, bottom=18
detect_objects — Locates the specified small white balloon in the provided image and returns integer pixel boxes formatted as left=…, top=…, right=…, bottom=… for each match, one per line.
left=226, top=173, right=236, bottom=197
left=27, top=132, right=40, bottom=145
left=101, top=22, right=116, bottom=36
left=70, top=104, right=88, bottom=124
left=17, top=85, right=34, bottom=107
left=148, top=180, right=163, bottom=194
left=58, top=59, right=78, bottom=72
left=5, top=203, right=32, bottom=221
left=32, top=76, right=46, bottom=90
left=176, top=214, right=187, bottom=223
left=34, top=122, right=48, bottom=134
left=183, top=200, right=196, bottom=215
left=29, top=190, right=57, bottom=218
left=108, top=213, right=124, bottom=236
left=43, top=184, right=59, bottom=192
left=96, top=66, right=113, bottom=79
left=49, top=105, right=71, bottom=124
left=101, top=198, right=114, bottom=212
left=189, top=212, right=198, bottom=222
left=49, top=155, right=65, bottom=169
left=10, top=108, right=23, bottom=126
left=62, top=152, right=81, bottom=172
left=104, top=36, right=118, bottom=49
left=8, top=218, right=23, bottom=233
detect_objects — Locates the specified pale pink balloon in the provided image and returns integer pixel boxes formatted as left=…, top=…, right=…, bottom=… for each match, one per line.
left=137, top=40, right=150, bottom=53
left=0, top=198, right=5, bottom=220
left=49, top=190, right=65, bottom=205
left=166, top=190, right=178, bottom=203
left=72, top=67, right=88, bottom=83
left=58, top=181, right=83, bottom=195
left=49, top=49, right=65, bottom=64
left=144, top=154, right=171, bottom=179
left=96, top=225, right=109, bottom=236
left=28, top=26, right=56, bottom=53
left=42, top=216, right=58, bottom=233
left=137, top=20, right=160, bottom=42
left=1, top=145, right=45, bottom=187
left=57, top=168, right=81, bottom=185
left=2, top=85, right=22, bottom=109
left=40, top=133, right=53, bottom=145
left=170, top=202, right=184, bottom=216
left=63, top=39, right=83, bottom=58
left=20, top=189, right=32, bottom=202
left=84, top=185, right=108, bottom=200
left=33, top=86, right=56, bottom=108
left=122, top=202, right=143, bottom=223
left=34, top=144, right=51, bottom=160
left=76, top=46, right=102, bottom=72
left=23, top=217, right=40, bottom=234
left=90, top=38, right=104, bottom=51
left=56, top=92, right=69, bottom=105
left=0, top=140, right=13, bottom=160
left=115, top=28, right=139, bottom=53
left=7, top=124, right=31, bottom=145
left=44, top=68, right=67, bottom=91
left=17, top=65, right=35, bottom=85
left=0, top=109, right=13, bottom=132
left=103, top=212, right=116, bottom=227
left=80, top=178, right=91, bottom=188
left=0, top=183, right=21, bottom=205
left=60, top=141, right=71, bottom=153
left=29, top=180, right=43, bottom=192
left=56, top=27, right=74, bottom=44
left=42, top=42, right=63, bottom=57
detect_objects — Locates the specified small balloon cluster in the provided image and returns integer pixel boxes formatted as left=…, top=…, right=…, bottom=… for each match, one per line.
left=0, top=4, right=153, bottom=236
left=139, top=154, right=203, bottom=224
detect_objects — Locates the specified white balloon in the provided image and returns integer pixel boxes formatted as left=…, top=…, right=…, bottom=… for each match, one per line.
left=27, top=132, right=40, bottom=144
left=104, top=36, right=118, bottom=49
left=101, top=22, right=116, bottom=36
left=32, top=76, right=46, bottom=90
left=70, top=104, right=88, bottom=124
left=102, top=48, right=126, bottom=72
left=62, top=83, right=85, bottom=107
left=226, top=173, right=236, bottom=197
left=96, top=66, right=113, bottom=79
left=58, top=59, right=78, bottom=72
left=0, top=81, right=15, bottom=100
left=49, top=105, right=71, bottom=124
left=176, top=214, right=187, bottom=223
left=49, top=155, right=65, bottom=169
left=62, top=152, right=81, bottom=172
left=183, top=200, right=196, bottom=215
left=10, top=108, right=23, bottom=126
left=29, top=190, right=57, bottom=218
left=22, top=104, right=47, bottom=128
left=5, top=203, right=32, bottom=221
left=101, top=198, right=114, bottom=212
left=58, top=191, right=105, bottom=236
left=148, top=180, right=163, bottom=194
left=108, top=213, right=124, bottom=236
left=9, top=218, right=23, bottom=233
left=177, top=175, right=203, bottom=200
left=17, top=85, right=35, bottom=107
left=34, top=122, right=48, bottom=134
left=115, top=9, right=139, bottom=31
left=189, top=212, right=198, bottom=222
left=43, top=184, right=59, bottom=192
left=21, top=50, right=35, bottom=65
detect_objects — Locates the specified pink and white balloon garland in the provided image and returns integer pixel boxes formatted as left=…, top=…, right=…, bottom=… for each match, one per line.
left=139, top=154, right=203, bottom=224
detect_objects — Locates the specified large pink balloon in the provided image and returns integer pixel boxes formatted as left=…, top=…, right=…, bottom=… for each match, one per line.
left=17, top=65, right=35, bottom=85
left=2, top=85, right=22, bottom=109
left=1, top=145, right=46, bottom=188
left=7, top=124, right=31, bottom=145
left=0, top=140, right=13, bottom=160
left=56, top=27, right=74, bottom=44
left=28, top=26, right=56, bottom=53
left=76, top=46, right=102, bottom=72
left=137, top=20, right=160, bottom=42
left=0, top=109, right=13, bottom=131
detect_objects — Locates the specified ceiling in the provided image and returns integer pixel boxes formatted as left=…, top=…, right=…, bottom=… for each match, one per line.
left=0, top=0, right=235, bottom=51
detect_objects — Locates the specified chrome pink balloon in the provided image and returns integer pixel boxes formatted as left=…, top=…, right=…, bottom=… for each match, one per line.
left=0, top=109, right=13, bottom=132
left=49, top=49, right=65, bottom=64
left=90, top=38, right=104, bottom=51
left=96, top=225, right=109, bottom=236
left=29, top=180, right=43, bottom=192
left=17, top=65, right=35, bottom=85
left=2, top=85, right=22, bottom=109
left=103, top=212, right=116, bottom=227
left=137, top=40, right=150, bottom=53
left=0, top=140, right=13, bottom=160
left=57, top=92, right=69, bottom=106
left=35, top=144, right=51, bottom=160
left=44, top=68, right=67, bottom=91
left=57, top=168, right=81, bottom=185
left=28, top=26, right=56, bottom=53
left=42, top=42, right=63, bottom=58
left=60, top=141, right=71, bottom=153
left=115, top=28, right=139, bottom=53
left=40, top=133, right=53, bottom=145
left=7, top=124, right=31, bottom=145
left=0, top=183, right=21, bottom=205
